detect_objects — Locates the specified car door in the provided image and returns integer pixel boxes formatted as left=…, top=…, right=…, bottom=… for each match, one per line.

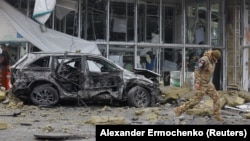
left=53, top=54, right=84, bottom=93
left=84, top=56, right=124, bottom=99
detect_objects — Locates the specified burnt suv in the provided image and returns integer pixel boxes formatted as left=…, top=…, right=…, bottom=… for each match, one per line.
left=10, top=52, right=163, bottom=107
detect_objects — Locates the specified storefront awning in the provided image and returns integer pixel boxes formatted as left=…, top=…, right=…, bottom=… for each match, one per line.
left=0, top=9, right=26, bottom=43
left=0, top=0, right=101, bottom=55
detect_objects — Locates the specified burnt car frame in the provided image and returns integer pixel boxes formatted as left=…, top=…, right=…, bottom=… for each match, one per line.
left=10, top=52, right=162, bottom=107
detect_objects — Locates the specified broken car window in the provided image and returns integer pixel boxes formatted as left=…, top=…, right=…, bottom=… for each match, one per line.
left=29, top=56, right=50, bottom=67
left=87, top=57, right=118, bottom=72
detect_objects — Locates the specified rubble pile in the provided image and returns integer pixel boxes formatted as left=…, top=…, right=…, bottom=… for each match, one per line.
left=0, top=83, right=250, bottom=120
left=160, top=84, right=250, bottom=118
left=0, top=89, right=23, bottom=109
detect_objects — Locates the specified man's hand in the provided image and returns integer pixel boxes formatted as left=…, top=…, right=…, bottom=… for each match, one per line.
left=198, top=60, right=205, bottom=69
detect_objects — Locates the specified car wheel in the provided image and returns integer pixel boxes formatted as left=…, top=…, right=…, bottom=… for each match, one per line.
left=127, top=86, right=151, bottom=107
left=30, top=85, right=59, bottom=106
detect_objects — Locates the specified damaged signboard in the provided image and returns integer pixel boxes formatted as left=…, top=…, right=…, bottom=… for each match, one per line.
left=10, top=52, right=164, bottom=107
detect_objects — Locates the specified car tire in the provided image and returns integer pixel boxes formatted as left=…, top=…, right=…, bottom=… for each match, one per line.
left=127, top=86, right=151, bottom=107
left=30, top=84, right=59, bottom=106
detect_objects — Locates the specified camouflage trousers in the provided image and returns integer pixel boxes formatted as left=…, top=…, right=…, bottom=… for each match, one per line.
left=176, top=83, right=221, bottom=118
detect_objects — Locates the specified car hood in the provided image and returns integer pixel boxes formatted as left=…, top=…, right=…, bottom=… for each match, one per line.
left=132, top=68, right=160, bottom=78
left=123, top=69, right=155, bottom=83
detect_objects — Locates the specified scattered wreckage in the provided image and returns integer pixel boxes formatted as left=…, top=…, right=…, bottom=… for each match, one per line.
left=10, top=52, right=163, bottom=107
left=160, top=84, right=250, bottom=119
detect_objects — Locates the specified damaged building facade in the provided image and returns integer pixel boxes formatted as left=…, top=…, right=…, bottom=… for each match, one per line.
left=1, top=0, right=250, bottom=91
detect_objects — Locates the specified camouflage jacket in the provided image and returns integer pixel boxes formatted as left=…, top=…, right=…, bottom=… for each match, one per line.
left=194, top=55, right=215, bottom=85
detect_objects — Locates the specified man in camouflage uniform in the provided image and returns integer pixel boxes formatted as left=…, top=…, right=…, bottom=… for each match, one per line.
left=174, top=49, right=223, bottom=121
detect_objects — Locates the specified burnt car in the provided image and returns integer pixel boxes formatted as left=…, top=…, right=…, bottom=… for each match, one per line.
left=10, top=52, right=163, bottom=107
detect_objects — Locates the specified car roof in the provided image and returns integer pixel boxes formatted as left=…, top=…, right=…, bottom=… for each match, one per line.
left=11, top=52, right=106, bottom=69
left=29, top=51, right=102, bottom=56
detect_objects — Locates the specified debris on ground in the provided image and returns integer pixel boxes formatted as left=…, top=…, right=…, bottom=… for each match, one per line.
left=0, top=87, right=7, bottom=101
left=160, top=84, right=250, bottom=118
left=34, top=133, right=89, bottom=140
left=1, top=84, right=250, bottom=140
left=0, top=122, right=8, bottom=130
left=85, top=116, right=126, bottom=125
left=0, top=110, right=21, bottom=117
left=1, top=89, right=23, bottom=109
left=0, top=83, right=250, bottom=123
